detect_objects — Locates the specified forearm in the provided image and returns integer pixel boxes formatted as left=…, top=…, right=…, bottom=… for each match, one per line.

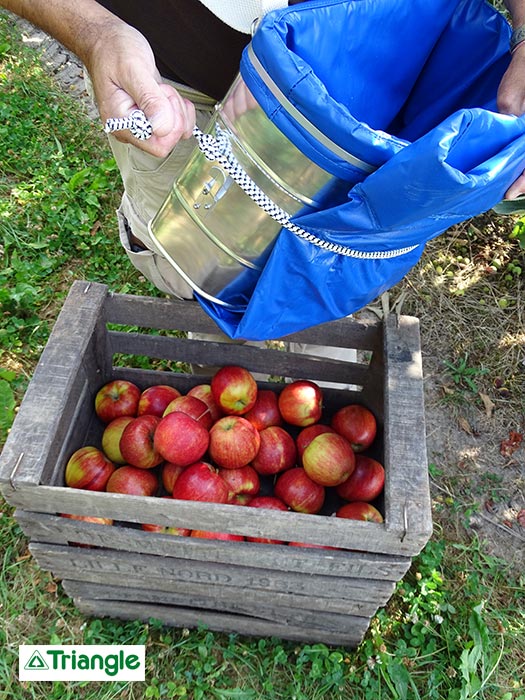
left=0, top=0, right=123, bottom=68
left=504, top=0, right=525, bottom=27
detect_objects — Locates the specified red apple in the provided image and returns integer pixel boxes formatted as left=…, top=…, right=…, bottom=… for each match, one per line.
left=336, top=455, right=385, bottom=502
left=336, top=501, right=384, bottom=523
left=296, top=424, right=336, bottom=465
left=246, top=495, right=289, bottom=544
left=141, top=523, right=191, bottom=536
left=302, top=432, right=355, bottom=486
left=288, top=541, right=338, bottom=549
left=190, top=530, right=245, bottom=541
left=251, top=426, right=297, bottom=476
left=60, top=513, right=113, bottom=548
left=161, top=462, right=187, bottom=494
left=101, top=416, right=134, bottom=465
left=141, top=495, right=191, bottom=534
left=274, top=467, right=325, bottom=514
left=187, top=384, right=223, bottom=422
left=162, top=394, right=213, bottom=429
left=228, top=493, right=254, bottom=506
left=119, top=414, right=163, bottom=469
left=105, top=465, right=159, bottom=496
left=61, top=513, right=113, bottom=526
left=211, top=365, right=258, bottom=415
left=94, top=379, right=141, bottom=423
left=243, top=389, right=282, bottom=431
left=218, top=465, right=260, bottom=503
left=65, top=446, right=116, bottom=491
left=277, top=380, right=323, bottom=427
left=137, top=384, right=182, bottom=417
left=171, top=461, right=229, bottom=503
left=208, top=415, right=261, bottom=469
left=248, top=496, right=288, bottom=510
left=330, top=404, right=377, bottom=452
left=154, top=411, right=210, bottom=467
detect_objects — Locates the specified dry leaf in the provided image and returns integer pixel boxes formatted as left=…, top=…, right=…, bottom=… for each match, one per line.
left=479, top=393, right=495, bottom=418
left=500, top=431, right=523, bottom=457
left=485, top=499, right=496, bottom=514
left=518, top=509, right=525, bottom=528
left=458, top=416, right=474, bottom=435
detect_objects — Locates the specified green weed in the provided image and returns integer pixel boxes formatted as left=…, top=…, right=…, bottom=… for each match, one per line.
left=443, top=354, right=489, bottom=394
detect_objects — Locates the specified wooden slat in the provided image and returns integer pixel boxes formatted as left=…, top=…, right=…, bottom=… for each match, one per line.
left=61, top=579, right=383, bottom=622
left=8, top=484, right=420, bottom=554
left=382, top=315, right=433, bottom=553
left=60, top=574, right=382, bottom=616
left=73, top=598, right=370, bottom=646
left=15, top=511, right=412, bottom=580
left=108, top=331, right=375, bottom=387
left=30, top=543, right=396, bottom=602
left=104, top=289, right=383, bottom=350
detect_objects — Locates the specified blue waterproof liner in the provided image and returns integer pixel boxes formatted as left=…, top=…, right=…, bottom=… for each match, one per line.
left=196, top=0, right=525, bottom=340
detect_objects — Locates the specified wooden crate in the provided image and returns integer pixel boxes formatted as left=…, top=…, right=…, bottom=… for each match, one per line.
left=0, top=280, right=432, bottom=646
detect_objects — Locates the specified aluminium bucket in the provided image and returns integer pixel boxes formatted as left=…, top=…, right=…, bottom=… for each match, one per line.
left=148, top=74, right=352, bottom=307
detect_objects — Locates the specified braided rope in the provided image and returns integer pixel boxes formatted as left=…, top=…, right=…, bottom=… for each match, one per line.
left=104, top=109, right=153, bottom=140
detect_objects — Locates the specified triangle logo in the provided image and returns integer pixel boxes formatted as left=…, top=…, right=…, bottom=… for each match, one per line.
left=24, top=650, right=49, bottom=671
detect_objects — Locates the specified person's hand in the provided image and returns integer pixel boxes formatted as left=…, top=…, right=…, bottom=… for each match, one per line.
left=498, top=44, right=525, bottom=199
left=86, top=19, right=196, bottom=157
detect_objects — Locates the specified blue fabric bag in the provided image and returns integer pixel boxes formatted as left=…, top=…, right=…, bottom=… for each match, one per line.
left=196, top=0, right=525, bottom=340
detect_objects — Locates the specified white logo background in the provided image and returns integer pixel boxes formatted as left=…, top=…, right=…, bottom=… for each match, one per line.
left=19, top=645, right=145, bottom=681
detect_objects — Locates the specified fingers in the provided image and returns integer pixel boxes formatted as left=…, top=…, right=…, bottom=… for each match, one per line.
left=105, top=86, right=197, bottom=157
left=162, top=85, right=196, bottom=140
left=87, top=23, right=199, bottom=156
left=504, top=171, right=525, bottom=200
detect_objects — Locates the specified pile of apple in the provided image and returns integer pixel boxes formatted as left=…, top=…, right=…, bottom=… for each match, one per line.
left=63, top=365, right=385, bottom=545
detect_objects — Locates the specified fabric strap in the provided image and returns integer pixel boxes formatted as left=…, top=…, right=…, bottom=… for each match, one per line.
left=195, top=0, right=288, bottom=33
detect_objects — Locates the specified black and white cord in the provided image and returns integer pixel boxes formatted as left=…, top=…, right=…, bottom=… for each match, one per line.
left=104, top=109, right=416, bottom=260
left=103, top=109, right=153, bottom=140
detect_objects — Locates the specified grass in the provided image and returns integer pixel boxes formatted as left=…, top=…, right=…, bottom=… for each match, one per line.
left=1, top=9, right=525, bottom=700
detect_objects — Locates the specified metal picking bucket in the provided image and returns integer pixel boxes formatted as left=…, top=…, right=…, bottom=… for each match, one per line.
left=148, top=74, right=346, bottom=307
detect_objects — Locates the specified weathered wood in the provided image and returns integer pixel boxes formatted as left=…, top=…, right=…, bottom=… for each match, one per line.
left=15, top=511, right=412, bottom=580
left=0, top=280, right=432, bottom=642
left=7, top=484, right=428, bottom=554
left=73, top=597, right=370, bottom=647
left=108, top=330, right=375, bottom=387
left=29, top=543, right=396, bottom=602
left=61, top=579, right=377, bottom=631
left=104, top=287, right=383, bottom=350
left=382, top=315, right=433, bottom=550
left=0, top=282, right=107, bottom=487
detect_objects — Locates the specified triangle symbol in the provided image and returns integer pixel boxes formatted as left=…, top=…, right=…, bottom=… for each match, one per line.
left=24, top=650, right=49, bottom=670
